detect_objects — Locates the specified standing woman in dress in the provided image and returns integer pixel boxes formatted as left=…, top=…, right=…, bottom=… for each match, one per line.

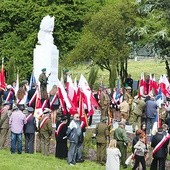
left=106, top=139, right=121, bottom=170
left=49, top=85, right=60, bottom=127
left=55, top=115, right=68, bottom=159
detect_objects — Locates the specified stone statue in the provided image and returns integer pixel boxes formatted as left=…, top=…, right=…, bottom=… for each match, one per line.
left=38, top=15, right=55, bottom=45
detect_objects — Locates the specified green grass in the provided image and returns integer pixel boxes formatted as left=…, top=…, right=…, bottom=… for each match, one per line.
left=69, top=59, right=166, bottom=86
left=0, top=149, right=104, bottom=170
left=0, top=149, right=135, bottom=170
left=127, top=59, right=166, bottom=80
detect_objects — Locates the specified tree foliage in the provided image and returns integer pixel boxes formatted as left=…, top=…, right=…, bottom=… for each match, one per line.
left=0, top=0, right=102, bottom=82
left=66, top=0, right=136, bottom=87
left=128, top=0, right=170, bottom=78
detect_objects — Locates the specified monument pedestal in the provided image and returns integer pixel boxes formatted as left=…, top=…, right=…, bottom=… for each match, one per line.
left=33, top=44, right=59, bottom=92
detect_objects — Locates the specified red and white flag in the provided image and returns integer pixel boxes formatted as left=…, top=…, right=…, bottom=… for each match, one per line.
left=78, top=91, right=88, bottom=128
left=159, top=74, right=170, bottom=96
left=149, top=74, right=158, bottom=95
left=56, top=78, right=77, bottom=114
left=0, top=64, right=6, bottom=91
left=34, top=87, right=43, bottom=118
left=66, top=75, right=78, bottom=108
left=78, top=74, right=95, bottom=116
left=138, top=73, right=146, bottom=97
left=15, top=73, right=19, bottom=96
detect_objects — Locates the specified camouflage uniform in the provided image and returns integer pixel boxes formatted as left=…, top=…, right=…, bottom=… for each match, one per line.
left=99, top=90, right=110, bottom=120
left=95, top=120, right=109, bottom=164
left=39, top=115, right=53, bottom=156
left=114, top=123, right=128, bottom=168
left=39, top=73, right=48, bottom=100
left=133, top=98, right=146, bottom=130
left=0, top=106, right=11, bottom=148
left=159, top=106, right=167, bottom=125
left=124, top=91, right=133, bottom=122
left=119, top=100, right=129, bottom=121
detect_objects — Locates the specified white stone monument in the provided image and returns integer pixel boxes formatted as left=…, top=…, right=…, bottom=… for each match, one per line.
left=33, top=15, right=59, bottom=92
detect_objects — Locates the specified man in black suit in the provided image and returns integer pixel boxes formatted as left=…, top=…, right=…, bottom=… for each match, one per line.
left=150, top=128, right=169, bottom=170
left=24, top=107, right=36, bottom=153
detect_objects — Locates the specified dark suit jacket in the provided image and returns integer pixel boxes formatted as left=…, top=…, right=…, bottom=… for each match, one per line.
left=151, top=132, right=169, bottom=158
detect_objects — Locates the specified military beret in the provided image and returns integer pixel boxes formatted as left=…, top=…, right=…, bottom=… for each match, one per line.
left=42, top=68, right=46, bottom=72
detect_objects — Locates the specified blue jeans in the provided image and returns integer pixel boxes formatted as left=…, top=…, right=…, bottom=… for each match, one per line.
left=146, top=118, right=155, bottom=134
left=11, top=132, right=22, bottom=154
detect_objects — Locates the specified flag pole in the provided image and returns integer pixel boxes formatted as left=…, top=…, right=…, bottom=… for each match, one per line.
left=2, top=57, right=4, bottom=65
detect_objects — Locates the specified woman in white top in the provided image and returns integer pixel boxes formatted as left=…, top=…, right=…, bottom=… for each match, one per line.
left=106, top=139, right=121, bottom=170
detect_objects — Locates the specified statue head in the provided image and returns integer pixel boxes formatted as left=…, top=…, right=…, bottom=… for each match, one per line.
left=40, top=15, right=54, bottom=32
left=38, top=15, right=55, bottom=45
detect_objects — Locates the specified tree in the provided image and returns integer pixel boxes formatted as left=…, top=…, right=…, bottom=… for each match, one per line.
left=66, top=0, right=136, bottom=87
left=0, top=0, right=102, bottom=82
left=129, top=0, right=170, bottom=78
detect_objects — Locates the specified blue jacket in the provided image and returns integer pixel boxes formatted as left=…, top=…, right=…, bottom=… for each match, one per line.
left=146, top=99, right=157, bottom=118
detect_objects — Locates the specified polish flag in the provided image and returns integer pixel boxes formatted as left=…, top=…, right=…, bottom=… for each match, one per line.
left=78, top=74, right=95, bottom=116
left=15, top=73, right=19, bottom=96
left=138, top=73, right=145, bottom=97
left=34, top=87, right=43, bottom=118
left=159, top=75, right=170, bottom=96
left=149, top=74, right=158, bottom=95
left=66, top=75, right=78, bottom=108
left=56, top=78, right=77, bottom=114
left=0, top=64, right=6, bottom=91
left=78, top=91, right=88, bottom=128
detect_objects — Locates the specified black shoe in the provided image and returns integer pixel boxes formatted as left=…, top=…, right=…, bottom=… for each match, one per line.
left=76, top=159, right=84, bottom=163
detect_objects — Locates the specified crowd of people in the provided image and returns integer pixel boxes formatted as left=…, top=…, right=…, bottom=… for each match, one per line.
left=0, top=69, right=170, bottom=170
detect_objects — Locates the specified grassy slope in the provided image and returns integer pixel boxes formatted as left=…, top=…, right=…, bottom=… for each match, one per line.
left=127, top=59, right=166, bottom=80
left=0, top=149, right=151, bottom=170
left=70, top=59, right=166, bottom=86
left=0, top=149, right=105, bottom=170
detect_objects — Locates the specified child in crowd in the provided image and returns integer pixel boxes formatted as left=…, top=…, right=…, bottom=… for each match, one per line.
left=132, top=134, right=148, bottom=170
left=106, top=139, right=121, bottom=170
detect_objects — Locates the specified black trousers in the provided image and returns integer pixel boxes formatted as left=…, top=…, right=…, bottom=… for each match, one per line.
left=132, top=155, right=146, bottom=170
left=150, top=157, right=166, bottom=170
left=25, top=133, right=35, bottom=153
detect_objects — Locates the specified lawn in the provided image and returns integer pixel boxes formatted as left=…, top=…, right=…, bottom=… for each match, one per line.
left=0, top=149, right=135, bottom=170
left=0, top=149, right=104, bottom=170
left=69, top=58, right=166, bottom=87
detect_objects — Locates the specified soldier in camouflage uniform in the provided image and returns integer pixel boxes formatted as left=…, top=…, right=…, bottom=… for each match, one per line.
left=95, top=117, right=109, bottom=165
left=114, top=122, right=128, bottom=169
left=0, top=102, right=11, bottom=148
left=132, top=96, right=146, bottom=131
left=119, top=97, right=130, bottom=123
left=39, top=68, right=50, bottom=102
left=124, top=86, right=133, bottom=124
left=99, top=87, right=110, bottom=120
left=39, top=108, right=53, bottom=156
left=159, top=103, right=167, bottom=125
